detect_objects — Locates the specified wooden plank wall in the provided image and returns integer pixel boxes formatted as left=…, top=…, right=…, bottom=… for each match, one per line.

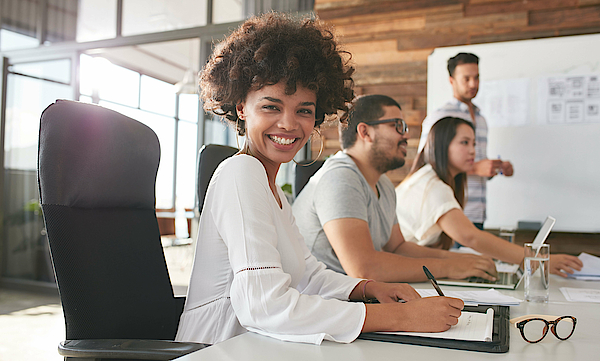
left=313, top=0, right=600, bottom=185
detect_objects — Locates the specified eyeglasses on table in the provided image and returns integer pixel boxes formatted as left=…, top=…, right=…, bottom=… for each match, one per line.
left=510, top=314, right=577, bottom=343
left=363, top=118, right=408, bottom=135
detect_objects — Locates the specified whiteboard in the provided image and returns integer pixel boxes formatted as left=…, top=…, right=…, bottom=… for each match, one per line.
left=427, top=34, right=600, bottom=232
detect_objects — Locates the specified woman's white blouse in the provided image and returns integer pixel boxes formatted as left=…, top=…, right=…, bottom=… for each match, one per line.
left=395, top=164, right=461, bottom=247
left=175, top=155, right=365, bottom=345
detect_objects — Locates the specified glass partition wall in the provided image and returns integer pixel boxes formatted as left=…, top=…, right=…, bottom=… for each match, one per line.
left=2, top=56, right=76, bottom=284
left=0, top=0, right=314, bottom=289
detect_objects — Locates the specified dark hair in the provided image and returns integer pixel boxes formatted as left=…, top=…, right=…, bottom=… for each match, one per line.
left=409, top=117, right=474, bottom=208
left=447, top=53, right=479, bottom=78
left=200, top=12, right=355, bottom=136
left=339, top=94, right=401, bottom=149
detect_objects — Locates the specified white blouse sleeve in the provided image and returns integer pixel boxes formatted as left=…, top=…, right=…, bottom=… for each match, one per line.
left=414, top=178, right=461, bottom=241
left=210, top=156, right=365, bottom=345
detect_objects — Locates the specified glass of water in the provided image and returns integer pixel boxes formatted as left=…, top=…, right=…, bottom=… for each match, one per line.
left=524, top=243, right=550, bottom=302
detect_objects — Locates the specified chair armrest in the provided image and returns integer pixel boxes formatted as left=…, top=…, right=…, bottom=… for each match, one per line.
left=59, top=339, right=208, bottom=360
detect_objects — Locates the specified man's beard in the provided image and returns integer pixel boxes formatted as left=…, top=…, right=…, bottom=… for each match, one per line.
left=369, top=138, right=406, bottom=174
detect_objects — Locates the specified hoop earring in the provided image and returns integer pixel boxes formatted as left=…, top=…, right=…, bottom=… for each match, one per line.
left=294, top=128, right=324, bottom=167
left=235, top=118, right=241, bottom=150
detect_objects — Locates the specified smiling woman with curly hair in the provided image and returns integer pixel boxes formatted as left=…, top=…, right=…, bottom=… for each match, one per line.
left=175, top=11, right=464, bottom=346
left=200, top=12, right=354, bottom=135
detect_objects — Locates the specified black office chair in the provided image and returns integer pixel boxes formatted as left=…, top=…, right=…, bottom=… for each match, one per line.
left=38, top=100, right=207, bottom=360
left=196, top=144, right=238, bottom=217
left=293, top=159, right=325, bottom=198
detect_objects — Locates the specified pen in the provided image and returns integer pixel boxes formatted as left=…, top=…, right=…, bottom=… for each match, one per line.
left=497, top=155, right=503, bottom=175
left=423, top=266, right=445, bottom=296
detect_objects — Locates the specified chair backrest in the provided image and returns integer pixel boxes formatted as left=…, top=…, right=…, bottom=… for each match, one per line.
left=38, top=100, right=183, bottom=341
left=293, top=159, right=325, bottom=198
left=196, top=144, right=238, bottom=217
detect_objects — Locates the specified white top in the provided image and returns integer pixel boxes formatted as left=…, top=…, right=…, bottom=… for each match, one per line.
left=395, top=164, right=461, bottom=247
left=417, top=98, right=488, bottom=223
left=175, top=155, right=365, bottom=345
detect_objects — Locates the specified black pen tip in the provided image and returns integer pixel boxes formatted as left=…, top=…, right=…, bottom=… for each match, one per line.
left=423, top=265, right=432, bottom=277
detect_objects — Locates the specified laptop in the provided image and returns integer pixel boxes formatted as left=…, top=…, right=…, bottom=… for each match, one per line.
left=436, top=216, right=556, bottom=289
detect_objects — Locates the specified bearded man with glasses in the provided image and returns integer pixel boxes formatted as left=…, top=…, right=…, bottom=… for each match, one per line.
left=292, top=94, right=498, bottom=284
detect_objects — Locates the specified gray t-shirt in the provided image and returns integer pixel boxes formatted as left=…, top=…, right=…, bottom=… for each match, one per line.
left=292, top=151, right=398, bottom=274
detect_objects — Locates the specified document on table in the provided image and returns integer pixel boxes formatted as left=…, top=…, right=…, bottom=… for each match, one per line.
left=416, top=289, right=521, bottom=306
left=560, top=287, right=600, bottom=303
left=377, top=308, right=494, bottom=342
left=568, top=253, right=600, bottom=280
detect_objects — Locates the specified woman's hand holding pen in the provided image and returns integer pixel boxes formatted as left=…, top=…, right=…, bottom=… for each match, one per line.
left=359, top=270, right=463, bottom=334
left=361, top=296, right=464, bottom=333
left=395, top=297, right=464, bottom=332
left=384, top=266, right=464, bottom=332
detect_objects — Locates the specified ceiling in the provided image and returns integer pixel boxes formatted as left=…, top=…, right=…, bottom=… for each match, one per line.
left=85, top=38, right=201, bottom=85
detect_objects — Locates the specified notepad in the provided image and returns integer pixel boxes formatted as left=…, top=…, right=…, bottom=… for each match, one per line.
left=376, top=308, right=495, bottom=342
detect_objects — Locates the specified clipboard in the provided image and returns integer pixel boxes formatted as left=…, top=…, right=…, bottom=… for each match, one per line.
left=358, top=305, right=509, bottom=353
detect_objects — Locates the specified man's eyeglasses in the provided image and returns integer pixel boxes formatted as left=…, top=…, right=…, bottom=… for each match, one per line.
left=510, top=315, right=577, bottom=343
left=363, top=118, right=408, bottom=135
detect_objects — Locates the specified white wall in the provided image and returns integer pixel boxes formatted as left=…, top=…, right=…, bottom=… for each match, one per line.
left=427, top=34, right=600, bottom=232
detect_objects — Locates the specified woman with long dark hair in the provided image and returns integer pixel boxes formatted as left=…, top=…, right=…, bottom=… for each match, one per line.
left=396, top=117, right=582, bottom=275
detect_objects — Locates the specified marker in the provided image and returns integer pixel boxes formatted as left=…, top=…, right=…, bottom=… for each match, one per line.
left=498, top=155, right=503, bottom=175
left=423, top=266, right=445, bottom=296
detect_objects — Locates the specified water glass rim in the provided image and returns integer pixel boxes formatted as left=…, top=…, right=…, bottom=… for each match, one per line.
left=524, top=243, right=550, bottom=255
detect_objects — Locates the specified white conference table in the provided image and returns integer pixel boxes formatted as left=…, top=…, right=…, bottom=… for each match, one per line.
left=176, top=276, right=600, bottom=361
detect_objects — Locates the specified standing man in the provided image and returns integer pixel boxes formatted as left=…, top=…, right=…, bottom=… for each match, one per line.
left=418, top=53, right=513, bottom=230
left=292, top=94, right=497, bottom=282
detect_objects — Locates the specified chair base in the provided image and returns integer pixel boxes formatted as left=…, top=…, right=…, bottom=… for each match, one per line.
left=59, top=339, right=208, bottom=361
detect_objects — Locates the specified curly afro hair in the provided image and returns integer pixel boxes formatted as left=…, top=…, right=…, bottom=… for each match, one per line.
left=200, top=12, right=355, bottom=136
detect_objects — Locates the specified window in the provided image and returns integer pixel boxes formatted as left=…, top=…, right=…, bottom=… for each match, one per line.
left=80, top=54, right=199, bottom=210
left=212, top=0, right=244, bottom=24
left=122, top=0, right=208, bottom=36
left=11, top=58, right=71, bottom=83
left=176, top=94, right=199, bottom=211
left=2, top=58, right=73, bottom=283
left=76, top=0, right=117, bottom=42
left=0, top=29, right=38, bottom=52
left=5, top=59, right=72, bottom=170
left=140, top=75, right=176, bottom=117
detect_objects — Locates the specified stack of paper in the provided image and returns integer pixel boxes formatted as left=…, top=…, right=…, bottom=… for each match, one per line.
left=416, top=289, right=521, bottom=306
left=568, top=252, right=600, bottom=280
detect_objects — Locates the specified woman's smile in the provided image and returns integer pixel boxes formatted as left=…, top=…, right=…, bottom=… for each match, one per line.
left=268, top=134, right=299, bottom=146
left=236, top=81, right=317, bottom=177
